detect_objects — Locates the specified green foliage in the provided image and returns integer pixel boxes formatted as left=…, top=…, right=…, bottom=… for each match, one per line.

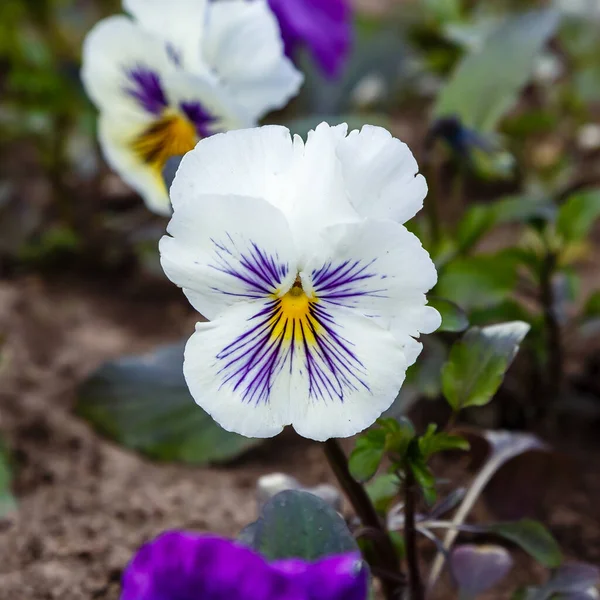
left=428, top=297, right=469, bottom=332
left=486, top=520, right=562, bottom=568
left=434, top=9, right=561, bottom=132
left=556, top=189, right=600, bottom=244
left=76, top=343, right=261, bottom=465
left=0, top=437, right=16, bottom=517
left=366, top=473, right=400, bottom=514
left=349, top=429, right=387, bottom=483
left=241, top=490, right=359, bottom=561
left=418, top=424, right=470, bottom=460
left=442, top=321, right=530, bottom=411
left=407, top=440, right=438, bottom=506
left=456, top=196, right=555, bottom=254
left=436, top=252, right=520, bottom=310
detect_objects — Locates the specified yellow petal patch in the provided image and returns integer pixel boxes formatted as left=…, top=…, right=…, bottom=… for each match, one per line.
left=270, top=284, right=321, bottom=345
left=132, top=112, right=197, bottom=172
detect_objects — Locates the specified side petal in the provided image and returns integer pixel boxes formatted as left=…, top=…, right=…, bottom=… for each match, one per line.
left=170, top=125, right=295, bottom=210
left=288, top=306, right=407, bottom=441
left=204, top=0, right=303, bottom=120
left=301, top=218, right=440, bottom=350
left=160, top=194, right=297, bottom=320
left=335, top=125, right=427, bottom=224
left=81, top=15, right=173, bottom=117
left=99, top=113, right=171, bottom=215
left=123, top=0, right=209, bottom=73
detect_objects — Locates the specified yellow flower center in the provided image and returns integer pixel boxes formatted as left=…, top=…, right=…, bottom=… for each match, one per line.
left=132, top=112, right=197, bottom=172
left=270, top=279, right=321, bottom=344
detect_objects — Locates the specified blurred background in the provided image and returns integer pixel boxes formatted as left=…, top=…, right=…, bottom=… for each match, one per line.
left=0, top=0, right=599, bottom=598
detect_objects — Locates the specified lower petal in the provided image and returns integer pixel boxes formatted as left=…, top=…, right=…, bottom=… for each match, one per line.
left=288, top=307, right=407, bottom=441
left=99, top=114, right=172, bottom=215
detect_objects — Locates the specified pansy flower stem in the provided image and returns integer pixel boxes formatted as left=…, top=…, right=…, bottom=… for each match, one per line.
left=324, top=439, right=404, bottom=600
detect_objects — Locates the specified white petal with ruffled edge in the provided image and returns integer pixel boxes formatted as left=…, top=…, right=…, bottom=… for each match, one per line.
left=123, top=0, right=210, bottom=73
left=288, top=309, right=407, bottom=440
left=160, top=194, right=297, bottom=319
left=81, top=15, right=174, bottom=117
left=335, top=125, right=428, bottom=224
left=204, top=0, right=303, bottom=120
left=170, top=126, right=295, bottom=211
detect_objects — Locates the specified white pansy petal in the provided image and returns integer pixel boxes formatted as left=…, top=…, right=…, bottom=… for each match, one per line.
left=160, top=194, right=297, bottom=319
left=184, top=286, right=406, bottom=440
left=164, top=70, right=251, bottom=137
left=289, top=309, right=407, bottom=441
left=184, top=302, right=292, bottom=438
left=284, top=123, right=359, bottom=257
left=170, top=126, right=295, bottom=210
left=124, top=0, right=209, bottom=71
left=302, top=218, right=439, bottom=342
left=99, top=114, right=171, bottom=215
left=336, top=125, right=428, bottom=224
left=204, top=0, right=303, bottom=120
left=82, top=15, right=173, bottom=117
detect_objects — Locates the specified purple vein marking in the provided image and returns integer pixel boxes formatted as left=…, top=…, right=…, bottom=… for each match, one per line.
left=208, top=236, right=289, bottom=299
left=124, top=65, right=168, bottom=116
left=212, top=244, right=380, bottom=406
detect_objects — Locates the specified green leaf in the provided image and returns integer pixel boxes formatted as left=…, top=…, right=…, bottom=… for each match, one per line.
left=442, top=321, right=530, bottom=411
left=76, top=343, right=261, bottom=465
left=366, top=473, right=400, bottom=514
left=433, top=9, right=560, bottom=132
left=284, top=114, right=391, bottom=140
left=409, top=454, right=437, bottom=506
left=456, top=196, right=555, bottom=253
left=244, top=490, right=359, bottom=561
left=428, top=297, right=469, bottom=332
left=418, top=424, right=470, bottom=459
left=349, top=433, right=386, bottom=483
left=0, top=437, right=16, bottom=517
left=487, top=520, right=562, bottom=568
left=435, top=252, right=520, bottom=310
left=583, top=290, right=600, bottom=320
left=382, top=417, right=416, bottom=458
left=556, top=189, right=600, bottom=244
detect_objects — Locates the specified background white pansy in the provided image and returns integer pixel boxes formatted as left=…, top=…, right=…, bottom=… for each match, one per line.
left=161, top=123, right=440, bottom=441
left=81, top=0, right=303, bottom=215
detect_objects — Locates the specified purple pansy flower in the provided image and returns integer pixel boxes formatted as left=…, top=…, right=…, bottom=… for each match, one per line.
left=121, top=531, right=368, bottom=600
left=267, top=0, right=352, bottom=78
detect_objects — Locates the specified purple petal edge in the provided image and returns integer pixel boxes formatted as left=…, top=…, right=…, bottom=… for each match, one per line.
left=121, top=531, right=368, bottom=600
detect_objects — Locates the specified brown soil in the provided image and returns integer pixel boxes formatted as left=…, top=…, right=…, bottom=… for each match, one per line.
left=0, top=274, right=598, bottom=600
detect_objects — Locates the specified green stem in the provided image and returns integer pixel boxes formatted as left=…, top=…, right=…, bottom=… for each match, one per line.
left=404, top=467, right=425, bottom=600
left=424, top=156, right=442, bottom=250
left=539, top=250, right=563, bottom=403
left=323, top=439, right=403, bottom=600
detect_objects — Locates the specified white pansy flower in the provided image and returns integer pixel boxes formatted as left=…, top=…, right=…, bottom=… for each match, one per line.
left=81, top=0, right=303, bottom=215
left=160, top=123, right=439, bottom=441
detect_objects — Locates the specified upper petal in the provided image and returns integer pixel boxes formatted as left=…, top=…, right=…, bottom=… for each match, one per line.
left=170, top=125, right=295, bottom=210
left=160, top=193, right=297, bottom=320
left=335, top=125, right=428, bottom=224
left=81, top=15, right=174, bottom=117
left=267, top=0, right=352, bottom=78
left=204, top=0, right=304, bottom=120
left=123, top=0, right=210, bottom=73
